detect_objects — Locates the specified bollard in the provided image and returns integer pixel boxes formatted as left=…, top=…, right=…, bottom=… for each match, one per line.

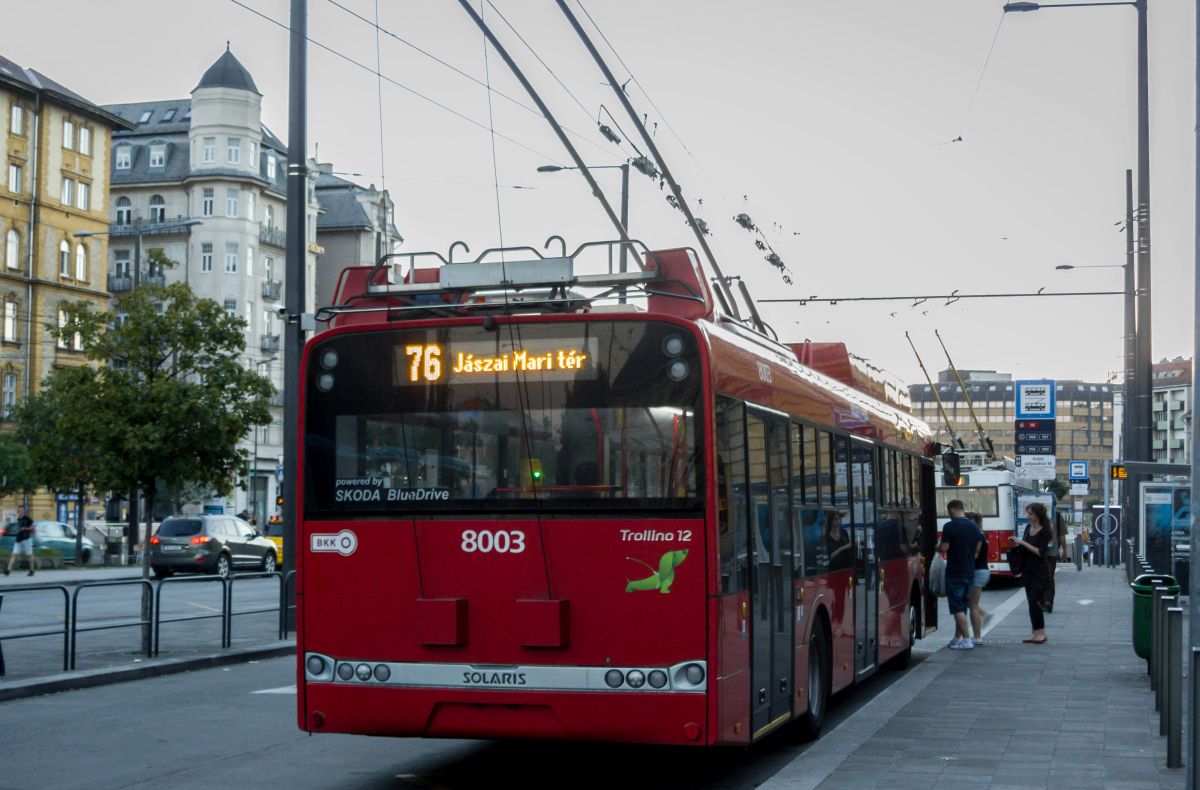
left=1155, top=594, right=1175, bottom=723
left=1151, top=583, right=1165, bottom=685
left=1165, top=607, right=1182, bottom=767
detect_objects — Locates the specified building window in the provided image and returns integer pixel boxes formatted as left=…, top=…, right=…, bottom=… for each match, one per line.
left=115, top=146, right=131, bottom=170
left=247, top=192, right=255, bottom=221
left=224, top=298, right=237, bottom=318
left=59, top=240, right=71, bottom=277
left=114, top=249, right=130, bottom=277
left=79, top=127, right=92, bottom=156
left=2, top=300, right=16, bottom=343
left=226, top=189, right=239, bottom=218
left=149, top=144, right=165, bottom=168
left=138, top=110, right=152, bottom=124
left=246, top=246, right=254, bottom=276
left=162, top=108, right=176, bottom=122
left=225, top=243, right=237, bottom=273
left=265, top=205, right=274, bottom=228
left=115, top=196, right=132, bottom=225
left=264, top=256, right=273, bottom=280
left=60, top=178, right=73, bottom=206
left=149, top=195, right=166, bottom=222
left=7, top=163, right=20, bottom=193
left=2, top=373, right=15, bottom=418
left=5, top=231, right=17, bottom=271
left=76, top=182, right=90, bottom=211
left=56, top=309, right=68, bottom=349
left=9, top=105, right=23, bottom=136
left=267, top=155, right=276, bottom=180
left=200, top=242, right=213, bottom=273
left=202, top=137, right=216, bottom=163
left=63, top=119, right=75, bottom=150
left=249, top=141, right=257, bottom=164
left=227, top=137, right=241, bottom=164
left=75, top=244, right=87, bottom=281
left=201, top=188, right=214, bottom=217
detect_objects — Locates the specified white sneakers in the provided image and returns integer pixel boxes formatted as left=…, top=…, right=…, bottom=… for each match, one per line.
left=948, top=637, right=975, bottom=650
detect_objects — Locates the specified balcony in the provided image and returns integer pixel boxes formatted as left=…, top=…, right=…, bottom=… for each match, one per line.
left=1155, top=420, right=1168, bottom=431
left=1152, top=401, right=1165, bottom=412
left=108, top=215, right=198, bottom=238
left=261, top=335, right=280, bottom=353
left=261, top=280, right=282, bottom=301
left=259, top=224, right=286, bottom=249
left=107, top=274, right=133, bottom=293
left=144, top=273, right=166, bottom=288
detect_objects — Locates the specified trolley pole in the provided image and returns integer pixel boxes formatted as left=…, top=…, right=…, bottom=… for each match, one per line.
left=282, top=0, right=307, bottom=629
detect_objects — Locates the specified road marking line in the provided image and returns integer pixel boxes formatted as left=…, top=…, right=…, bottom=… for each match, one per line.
left=252, top=685, right=296, bottom=695
left=186, top=601, right=221, bottom=613
left=980, top=587, right=1027, bottom=638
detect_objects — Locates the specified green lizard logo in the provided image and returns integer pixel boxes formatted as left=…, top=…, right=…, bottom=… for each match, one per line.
left=625, top=550, right=688, bottom=594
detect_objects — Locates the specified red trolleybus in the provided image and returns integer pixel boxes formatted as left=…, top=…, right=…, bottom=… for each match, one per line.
left=935, top=454, right=1034, bottom=579
left=297, top=243, right=934, bottom=746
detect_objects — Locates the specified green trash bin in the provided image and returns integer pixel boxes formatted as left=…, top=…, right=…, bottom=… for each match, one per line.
left=1131, top=573, right=1179, bottom=660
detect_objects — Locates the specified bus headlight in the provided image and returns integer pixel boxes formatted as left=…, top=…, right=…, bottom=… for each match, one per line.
left=648, top=670, right=668, bottom=689
left=355, top=663, right=373, bottom=681
left=306, top=655, right=326, bottom=676
left=336, top=663, right=355, bottom=681
left=625, top=670, right=646, bottom=688
left=604, top=669, right=624, bottom=688
left=317, top=373, right=335, bottom=392
left=667, top=360, right=689, bottom=381
left=319, top=348, right=339, bottom=370
left=662, top=335, right=685, bottom=357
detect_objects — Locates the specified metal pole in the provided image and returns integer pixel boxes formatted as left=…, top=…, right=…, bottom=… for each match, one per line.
left=1189, top=3, right=1200, bottom=783
left=619, top=163, right=629, bottom=274
left=1124, top=169, right=1136, bottom=552
left=127, top=227, right=143, bottom=561
left=1131, top=0, right=1152, bottom=557
left=1160, top=594, right=1176, bottom=736
left=1168, top=606, right=1183, bottom=768
left=1153, top=585, right=1166, bottom=689
left=1104, top=463, right=1111, bottom=568
left=282, top=0, right=307, bottom=629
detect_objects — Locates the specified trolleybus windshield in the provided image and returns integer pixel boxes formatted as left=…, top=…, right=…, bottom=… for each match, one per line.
left=935, top=486, right=999, bottom=518
left=304, top=321, right=703, bottom=515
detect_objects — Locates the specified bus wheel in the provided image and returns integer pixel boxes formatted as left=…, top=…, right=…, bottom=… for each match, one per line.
left=795, top=625, right=829, bottom=742
left=885, top=599, right=918, bottom=671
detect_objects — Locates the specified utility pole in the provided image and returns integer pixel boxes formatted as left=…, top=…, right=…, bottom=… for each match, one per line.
left=282, top=0, right=307, bottom=628
left=1131, top=0, right=1153, bottom=560
left=1124, top=169, right=1136, bottom=550
left=1187, top=3, right=1199, bottom=784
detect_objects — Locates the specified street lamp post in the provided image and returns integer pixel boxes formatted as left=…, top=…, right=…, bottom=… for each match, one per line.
left=537, top=163, right=631, bottom=273
left=1005, top=0, right=1152, bottom=566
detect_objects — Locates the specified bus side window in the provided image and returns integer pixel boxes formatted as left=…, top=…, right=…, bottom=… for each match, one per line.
left=802, top=423, right=820, bottom=505
left=791, top=422, right=805, bottom=578
left=801, top=507, right=828, bottom=576
left=817, top=431, right=832, bottom=505
left=716, top=397, right=748, bottom=595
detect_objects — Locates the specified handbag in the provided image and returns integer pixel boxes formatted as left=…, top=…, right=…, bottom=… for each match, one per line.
left=929, top=553, right=947, bottom=597
left=1007, top=545, right=1025, bottom=577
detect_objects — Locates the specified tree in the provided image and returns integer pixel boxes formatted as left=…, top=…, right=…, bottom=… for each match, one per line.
left=14, top=365, right=114, bottom=561
left=26, top=281, right=271, bottom=649
left=1044, top=478, right=1069, bottom=501
left=0, top=433, right=34, bottom=500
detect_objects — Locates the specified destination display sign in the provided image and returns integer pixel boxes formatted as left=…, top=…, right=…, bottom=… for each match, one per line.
left=393, top=337, right=600, bottom=386
left=1014, top=419, right=1057, bottom=456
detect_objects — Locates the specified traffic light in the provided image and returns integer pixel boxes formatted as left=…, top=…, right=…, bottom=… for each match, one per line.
left=942, top=451, right=962, bottom=486
left=1110, top=463, right=1127, bottom=480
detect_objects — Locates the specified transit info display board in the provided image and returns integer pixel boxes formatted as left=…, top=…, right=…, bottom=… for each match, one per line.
left=1014, top=380, right=1056, bottom=480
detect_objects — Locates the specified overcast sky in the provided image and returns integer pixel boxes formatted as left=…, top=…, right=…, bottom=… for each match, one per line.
left=6, top=0, right=1195, bottom=388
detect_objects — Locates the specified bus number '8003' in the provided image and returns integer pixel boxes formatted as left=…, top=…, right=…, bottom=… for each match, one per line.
left=461, top=529, right=526, bottom=554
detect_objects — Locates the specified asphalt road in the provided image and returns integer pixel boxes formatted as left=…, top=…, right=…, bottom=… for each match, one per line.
left=0, top=585, right=1022, bottom=789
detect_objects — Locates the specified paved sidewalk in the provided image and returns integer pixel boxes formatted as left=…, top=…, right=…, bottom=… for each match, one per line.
left=762, top=566, right=1184, bottom=790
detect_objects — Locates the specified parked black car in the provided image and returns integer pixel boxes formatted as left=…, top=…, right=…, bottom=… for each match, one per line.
left=150, top=515, right=277, bottom=579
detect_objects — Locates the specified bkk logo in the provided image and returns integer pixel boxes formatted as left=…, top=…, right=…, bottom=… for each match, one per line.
left=310, top=529, right=358, bottom=556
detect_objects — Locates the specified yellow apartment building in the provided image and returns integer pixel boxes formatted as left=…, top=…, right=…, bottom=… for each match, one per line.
left=0, top=54, right=132, bottom=523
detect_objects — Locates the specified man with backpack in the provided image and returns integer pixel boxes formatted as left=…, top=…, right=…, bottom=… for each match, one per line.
left=4, top=506, right=36, bottom=576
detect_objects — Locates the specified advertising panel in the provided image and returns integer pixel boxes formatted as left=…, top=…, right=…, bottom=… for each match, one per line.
left=1140, top=482, right=1191, bottom=594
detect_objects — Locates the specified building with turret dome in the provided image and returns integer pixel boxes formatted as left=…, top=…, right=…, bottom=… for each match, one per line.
left=103, top=46, right=321, bottom=522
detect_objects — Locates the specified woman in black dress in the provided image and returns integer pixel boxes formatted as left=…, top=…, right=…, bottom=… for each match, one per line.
left=1014, top=502, right=1052, bottom=644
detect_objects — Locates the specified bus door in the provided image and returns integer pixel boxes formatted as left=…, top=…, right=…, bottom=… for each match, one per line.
left=746, top=410, right=795, bottom=736
left=850, top=437, right=878, bottom=676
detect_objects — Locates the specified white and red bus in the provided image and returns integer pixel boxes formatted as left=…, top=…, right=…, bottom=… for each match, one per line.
left=935, top=454, right=1034, bottom=578
left=296, top=243, right=934, bottom=746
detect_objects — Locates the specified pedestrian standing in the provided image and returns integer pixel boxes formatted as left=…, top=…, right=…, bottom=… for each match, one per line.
left=939, top=499, right=983, bottom=651
left=4, top=506, right=36, bottom=576
left=1042, top=511, right=1069, bottom=613
left=1014, top=502, right=1052, bottom=644
left=966, top=511, right=989, bottom=646
left=1080, top=525, right=1091, bottom=566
